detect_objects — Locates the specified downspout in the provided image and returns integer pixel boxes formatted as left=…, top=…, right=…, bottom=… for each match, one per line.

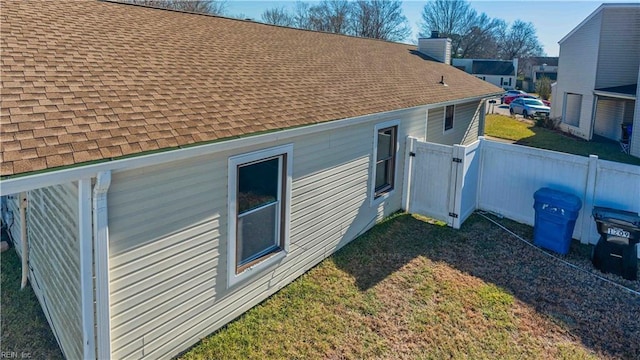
left=93, top=171, right=112, bottom=360
left=19, top=192, right=28, bottom=290
left=79, top=178, right=96, bottom=360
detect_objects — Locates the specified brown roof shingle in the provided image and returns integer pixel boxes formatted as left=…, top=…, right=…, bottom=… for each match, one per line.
left=0, top=0, right=501, bottom=177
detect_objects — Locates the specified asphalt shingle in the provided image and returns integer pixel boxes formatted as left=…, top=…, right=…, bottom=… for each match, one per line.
left=1, top=0, right=501, bottom=177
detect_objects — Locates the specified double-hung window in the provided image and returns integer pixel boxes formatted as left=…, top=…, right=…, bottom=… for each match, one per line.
left=373, top=121, right=399, bottom=199
left=228, top=144, right=292, bottom=286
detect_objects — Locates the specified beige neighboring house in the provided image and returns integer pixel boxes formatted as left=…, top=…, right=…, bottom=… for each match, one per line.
left=551, top=3, right=640, bottom=158
left=519, top=57, right=559, bottom=93
left=0, top=1, right=501, bottom=359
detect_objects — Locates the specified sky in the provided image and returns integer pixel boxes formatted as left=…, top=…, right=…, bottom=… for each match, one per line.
left=224, top=0, right=638, bottom=57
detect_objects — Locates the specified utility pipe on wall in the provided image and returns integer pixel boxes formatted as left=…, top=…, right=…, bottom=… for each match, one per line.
left=93, top=171, right=112, bottom=360
left=19, top=192, right=28, bottom=290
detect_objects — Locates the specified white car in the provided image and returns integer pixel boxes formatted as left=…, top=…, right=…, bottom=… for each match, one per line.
left=509, top=98, right=550, bottom=119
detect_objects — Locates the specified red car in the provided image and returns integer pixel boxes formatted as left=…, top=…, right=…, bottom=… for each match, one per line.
left=504, top=93, right=550, bottom=106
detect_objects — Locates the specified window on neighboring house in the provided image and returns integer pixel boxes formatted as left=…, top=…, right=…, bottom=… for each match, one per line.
left=228, top=144, right=292, bottom=286
left=444, top=104, right=454, bottom=131
left=373, top=122, right=398, bottom=199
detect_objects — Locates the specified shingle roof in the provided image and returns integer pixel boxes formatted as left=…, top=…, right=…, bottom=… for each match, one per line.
left=0, top=0, right=501, bottom=177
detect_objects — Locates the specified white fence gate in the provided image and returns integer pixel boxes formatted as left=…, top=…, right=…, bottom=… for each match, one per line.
left=405, top=137, right=640, bottom=256
left=405, top=138, right=481, bottom=229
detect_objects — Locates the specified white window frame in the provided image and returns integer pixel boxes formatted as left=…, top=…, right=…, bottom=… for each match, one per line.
left=371, top=120, right=400, bottom=206
left=227, top=143, right=293, bottom=287
left=443, top=104, right=455, bottom=132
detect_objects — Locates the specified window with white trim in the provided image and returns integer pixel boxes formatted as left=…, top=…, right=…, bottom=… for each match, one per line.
left=373, top=122, right=398, bottom=199
left=444, top=104, right=454, bottom=131
left=228, top=144, right=292, bottom=286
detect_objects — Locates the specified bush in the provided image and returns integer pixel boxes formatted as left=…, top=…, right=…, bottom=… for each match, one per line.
left=535, top=76, right=552, bottom=100
left=534, top=114, right=559, bottom=130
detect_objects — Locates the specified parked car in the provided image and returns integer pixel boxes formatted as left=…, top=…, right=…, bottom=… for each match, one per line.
left=504, top=93, right=551, bottom=106
left=500, top=90, right=527, bottom=104
left=509, top=98, right=550, bottom=119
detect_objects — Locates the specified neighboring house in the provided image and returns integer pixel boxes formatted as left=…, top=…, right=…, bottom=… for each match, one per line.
left=551, top=3, right=640, bottom=158
left=452, top=58, right=519, bottom=90
left=0, top=1, right=501, bottom=360
left=519, top=57, right=559, bottom=93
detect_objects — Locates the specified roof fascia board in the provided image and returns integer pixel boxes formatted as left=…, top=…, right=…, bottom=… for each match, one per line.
left=0, top=93, right=499, bottom=195
left=558, top=4, right=638, bottom=45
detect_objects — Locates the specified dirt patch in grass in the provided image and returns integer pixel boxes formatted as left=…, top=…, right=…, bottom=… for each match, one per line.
left=181, top=213, right=639, bottom=359
left=3, top=214, right=639, bottom=359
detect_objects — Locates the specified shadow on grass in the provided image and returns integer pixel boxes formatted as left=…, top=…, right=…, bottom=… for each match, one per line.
left=1, top=228, right=64, bottom=360
left=333, top=213, right=640, bottom=360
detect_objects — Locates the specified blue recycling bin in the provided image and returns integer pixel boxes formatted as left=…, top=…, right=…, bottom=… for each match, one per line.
left=533, top=188, right=582, bottom=255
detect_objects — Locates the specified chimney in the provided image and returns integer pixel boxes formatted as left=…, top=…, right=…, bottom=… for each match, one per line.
left=417, top=34, right=451, bottom=65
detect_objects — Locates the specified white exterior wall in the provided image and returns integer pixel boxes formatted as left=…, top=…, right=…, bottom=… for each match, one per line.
left=594, top=98, right=624, bottom=139
left=595, top=7, right=640, bottom=89
left=554, top=11, right=602, bottom=139
left=106, top=107, right=431, bottom=359
left=3, top=184, right=83, bottom=360
left=426, top=100, right=484, bottom=145
left=417, top=38, right=451, bottom=64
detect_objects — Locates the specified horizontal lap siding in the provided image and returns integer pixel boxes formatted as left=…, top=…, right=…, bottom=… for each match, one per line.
left=107, top=109, right=427, bottom=359
left=555, top=12, right=601, bottom=137
left=595, top=8, right=640, bottom=89
left=426, top=101, right=482, bottom=145
left=27, top=183, right=82, bottom=360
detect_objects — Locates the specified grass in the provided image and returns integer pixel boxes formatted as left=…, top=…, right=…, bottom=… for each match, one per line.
left=485, top=114, right=640, bottom=166
left=3, top=214, right=638, bottom=359
left=0, top=234, right=64, bottom=359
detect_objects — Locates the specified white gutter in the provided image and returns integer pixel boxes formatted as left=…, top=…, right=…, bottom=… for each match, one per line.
left=78, top=178, right=96, bottom=360
left=93, top=171, right=112, bottom=360
left=19, top=192, right=28, bottom=290
left=0, top=94, right=498, bottom=196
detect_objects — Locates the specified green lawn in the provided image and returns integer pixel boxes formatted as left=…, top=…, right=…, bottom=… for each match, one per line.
left=3, top=214, right=639, bottom=359
left=0, top=244, right=64, bottom=359
left=485, top=114, right=640, bottom=166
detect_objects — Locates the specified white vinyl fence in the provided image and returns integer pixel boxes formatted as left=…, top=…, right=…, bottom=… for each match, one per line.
left=406, top=137, right=640, bottom=256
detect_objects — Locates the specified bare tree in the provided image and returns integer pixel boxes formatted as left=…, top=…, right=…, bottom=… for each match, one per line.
left=261, top=6, right=294, bottom=26
left=352, top=0, right=411, bottom=41
left=307, top=0, right=353, bottom=34
left=125, top=0, right=227, bottom=15
left=497, top=20, right=544, bottom=59
left=419, top=0, right=502, bottom=58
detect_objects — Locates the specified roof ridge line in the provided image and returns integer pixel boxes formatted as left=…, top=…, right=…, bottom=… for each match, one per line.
left=99, top=0, right=415, bottom=46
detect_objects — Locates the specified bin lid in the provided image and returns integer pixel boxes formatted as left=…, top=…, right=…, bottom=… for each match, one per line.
left=593, top=206, right=640, bottom=227
left=533, top=187, right=582, bottom=211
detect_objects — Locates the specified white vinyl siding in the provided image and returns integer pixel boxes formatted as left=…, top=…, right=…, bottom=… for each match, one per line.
left=106, top=107, right=427, bottom=359
left=594, top=98, right=625, bottom=139
left=5, top=184, right=83, bottom=360
left=426, top=101, right=483, bottom=145
left=595, top=7, right=640, bottom=89
left=554, top=11, right=601, bottom=138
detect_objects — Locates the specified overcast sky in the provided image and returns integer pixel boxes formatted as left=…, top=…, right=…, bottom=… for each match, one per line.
left=225, top=0, right=638, bottom=57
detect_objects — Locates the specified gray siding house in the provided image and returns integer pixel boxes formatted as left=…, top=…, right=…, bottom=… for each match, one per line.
left=551, top=3, right=640, bottom=158
left=0, top=1, right=500, bottom=359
